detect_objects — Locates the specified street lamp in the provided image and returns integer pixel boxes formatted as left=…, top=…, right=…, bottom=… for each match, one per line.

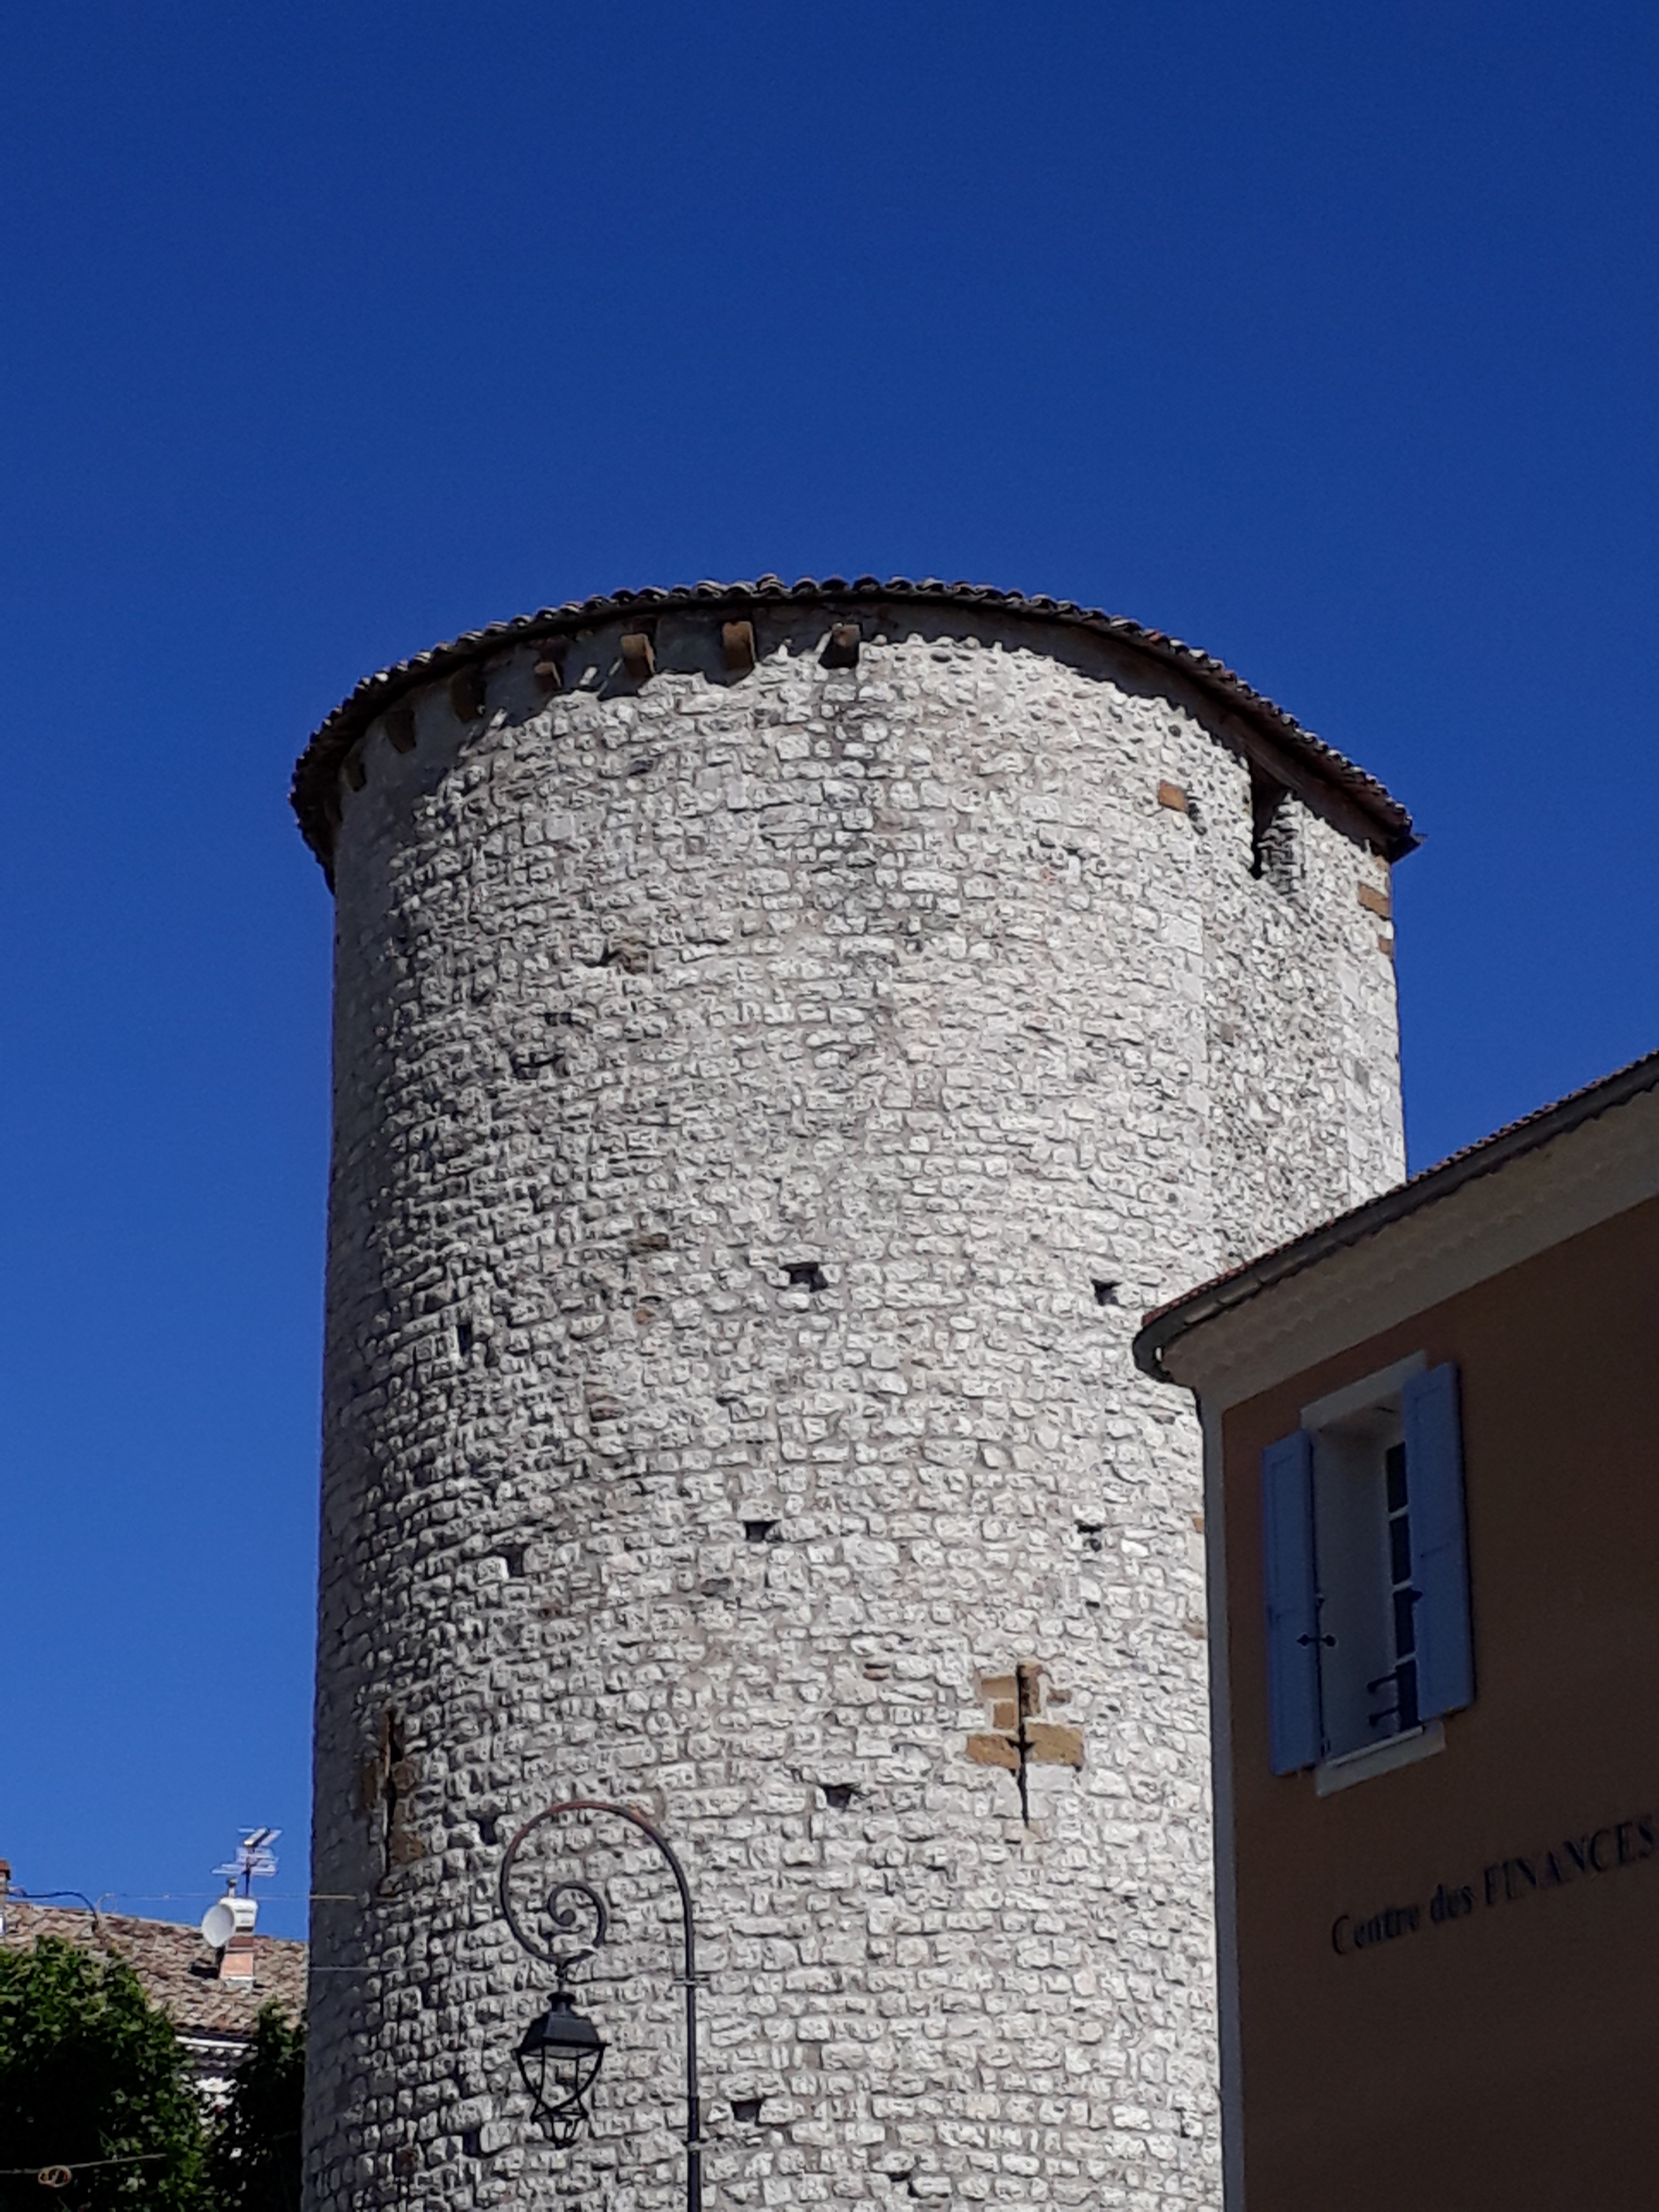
left=515, top=1983, right=606, bottom=2146
left=499, top=1800, right=705, bottom=2210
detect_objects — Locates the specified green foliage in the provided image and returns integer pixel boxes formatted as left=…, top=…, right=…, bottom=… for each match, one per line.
left=0, top=1939, right=305, bottom=2212
left=208, top=2004, right=304, bottom=2212
left=0, top=1937, right=206, bottom=2211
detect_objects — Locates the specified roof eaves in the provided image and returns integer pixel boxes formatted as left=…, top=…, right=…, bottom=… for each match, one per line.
left=289, top=576, right=1415, bottom=874
left=1132, top=1044, right=1659, bottom=1386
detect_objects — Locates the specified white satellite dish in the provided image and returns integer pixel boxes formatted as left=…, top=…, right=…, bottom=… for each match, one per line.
left=201, top=1895, right=257, bottom=1947
left=203, top=1826, right=278, bottom=1949
left=201, top=1897, right=237, bottom=1949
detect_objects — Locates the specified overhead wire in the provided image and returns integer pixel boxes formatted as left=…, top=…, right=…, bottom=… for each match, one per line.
left=0, top=2151, right=169, bottom=2180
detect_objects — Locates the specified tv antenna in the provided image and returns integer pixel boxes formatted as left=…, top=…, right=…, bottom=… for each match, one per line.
left=201, top=1829, right=280, bottom=1956
left=214, top=1827, right=280, bottom=1897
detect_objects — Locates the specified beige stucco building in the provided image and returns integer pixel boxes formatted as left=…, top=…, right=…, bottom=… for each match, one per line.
left=1137, top=1047, right=1659, bottom=2210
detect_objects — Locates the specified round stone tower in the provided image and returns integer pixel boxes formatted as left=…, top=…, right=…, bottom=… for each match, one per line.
left=293, top=579, right=1411, bottom=2211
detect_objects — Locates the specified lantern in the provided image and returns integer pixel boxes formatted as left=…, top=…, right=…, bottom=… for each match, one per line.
left=515, top=1987, right=606, bottom=2145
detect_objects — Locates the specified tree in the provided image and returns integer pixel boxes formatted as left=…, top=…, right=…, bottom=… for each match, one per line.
left=208, top=2003, right=304, bottom=2212
left=0, top=1935, right=206, bottom=2211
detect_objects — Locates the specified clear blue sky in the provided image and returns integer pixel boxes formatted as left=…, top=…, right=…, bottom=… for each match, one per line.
left=4, top=2, right=1656, bottom=1939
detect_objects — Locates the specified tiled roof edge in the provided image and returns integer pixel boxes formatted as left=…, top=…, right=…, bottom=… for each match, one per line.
left=1132, top=1044, right=1659, bottom=1385
left=289, top=575, right=1416, bottom=873
left=4, top=1901, right=307, bottom=2036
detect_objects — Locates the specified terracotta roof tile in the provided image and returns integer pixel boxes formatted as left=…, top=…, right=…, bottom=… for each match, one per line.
left=4, top=1902, right=305, bottom=2044
left=290, top=576, right=1414, bottom=874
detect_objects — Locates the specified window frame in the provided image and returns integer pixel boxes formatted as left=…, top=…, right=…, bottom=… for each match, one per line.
left=1260, top=1352, right=1473, bottom=1791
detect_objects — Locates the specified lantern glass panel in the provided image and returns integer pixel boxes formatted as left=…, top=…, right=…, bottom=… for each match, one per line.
left=516, top=1992, right=605, bottom=2146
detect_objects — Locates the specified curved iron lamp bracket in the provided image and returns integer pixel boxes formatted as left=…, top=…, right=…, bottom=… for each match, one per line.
left=499, top=1868, right=609, bottom=1986
left=498, top=1799, right=705, bottom=2210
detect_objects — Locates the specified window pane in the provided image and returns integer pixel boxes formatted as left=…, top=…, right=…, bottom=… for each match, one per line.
left=1393, top=1588, right=1417, bottom=1657
left=1385, top=1442, right=1408, bottom=1515
left=1396, top=1657, right=1419, bottom=1731
left=1389, top=1515, right=1413, bottom=1585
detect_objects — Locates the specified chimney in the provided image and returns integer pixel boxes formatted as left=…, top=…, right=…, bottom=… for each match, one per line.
left=219, top=1895, right=258, bottom=1983
left=200, top=1889, right=260, bottom=1982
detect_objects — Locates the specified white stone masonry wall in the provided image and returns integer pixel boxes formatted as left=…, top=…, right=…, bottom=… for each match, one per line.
left=304, top=604, right=1402, bottom=2211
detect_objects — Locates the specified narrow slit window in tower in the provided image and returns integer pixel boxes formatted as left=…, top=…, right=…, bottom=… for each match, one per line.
left=1251, top=765, right=1298, bottom=893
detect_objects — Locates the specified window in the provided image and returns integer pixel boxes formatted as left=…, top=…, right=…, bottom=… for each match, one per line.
left=1250, top=764, right=1298, bottom=893
left=1261, top=1357, right=1473, bottom=1779
left=1384, top=1443, right=1418, bottom=1735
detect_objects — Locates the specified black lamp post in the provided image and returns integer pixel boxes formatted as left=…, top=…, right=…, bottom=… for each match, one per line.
left=499, top=1800, right=705, bottom=2209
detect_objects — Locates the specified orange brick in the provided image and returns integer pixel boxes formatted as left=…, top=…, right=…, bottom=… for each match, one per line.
left=966, top=1732, right=1020, bottom=1772
left=1024, top=1723, right=1085, bottom=1768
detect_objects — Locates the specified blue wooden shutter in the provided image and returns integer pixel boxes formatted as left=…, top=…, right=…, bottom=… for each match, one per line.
left=1261, top=1429, right=1322, bottom=1774
left=1403, top=1362, right=1474, bottom=1720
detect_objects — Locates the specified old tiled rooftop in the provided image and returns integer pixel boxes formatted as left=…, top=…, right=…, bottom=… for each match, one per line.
left=4, top=1900, right=306, bottom=2043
